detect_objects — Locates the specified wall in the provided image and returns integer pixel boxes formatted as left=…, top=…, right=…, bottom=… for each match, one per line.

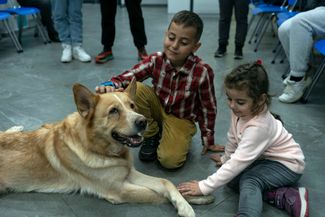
left=167, top=0, right=219, bottom=14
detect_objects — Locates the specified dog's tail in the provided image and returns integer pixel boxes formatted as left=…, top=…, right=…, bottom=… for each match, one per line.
left=4, top=125, right=24, bottom=133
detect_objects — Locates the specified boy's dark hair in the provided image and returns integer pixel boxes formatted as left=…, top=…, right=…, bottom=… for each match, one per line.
left=169, top=10, right=204, bottom=42
left=224, top=61, right=272, bottom=116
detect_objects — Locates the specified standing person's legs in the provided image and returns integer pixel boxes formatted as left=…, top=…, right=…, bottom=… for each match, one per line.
left=99, top=0, right=117, bottom=51
left=68, top=0, right=90, bottom=62
left=51, top=0, right=73, bottom=62
left=125, top=0, right=147, bottom=50
left=68, top=0, right=83, bottom=46
left=95, top=0, right=117, bottom=63
left=233, top=0, right=249, bottom=59
left=227, top=160, right=302, bottom=217
left=215, top=0, right=234, bottom=57
left=218, top=0, right=234, bottom=46
left=51, top=0, right=70, bottom=44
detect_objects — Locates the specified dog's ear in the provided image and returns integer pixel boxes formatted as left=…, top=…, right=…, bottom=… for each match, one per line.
left=124, top=77, right=137, bottom=101
left=73, top=83, right=99, bottom=119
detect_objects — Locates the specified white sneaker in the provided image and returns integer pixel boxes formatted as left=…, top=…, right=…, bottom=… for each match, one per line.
left=279, top=79, right=308, bottom=103
left=61, top=44, right=72, bottom=63
left=72, top=46, right=91, bottom=62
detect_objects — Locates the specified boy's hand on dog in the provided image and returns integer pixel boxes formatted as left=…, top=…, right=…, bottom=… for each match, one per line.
left=95, top=85, right=124, bottom=94
left=201, top=144, right=225, bottom=155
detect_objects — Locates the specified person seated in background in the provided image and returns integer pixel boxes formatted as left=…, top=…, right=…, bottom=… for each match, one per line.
left=16, top=0, right=60, bottom=42
left=277, top=0, right=325, bottom=103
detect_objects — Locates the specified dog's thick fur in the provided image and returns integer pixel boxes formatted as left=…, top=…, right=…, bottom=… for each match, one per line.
left=0, top=79, right=195, bottom=217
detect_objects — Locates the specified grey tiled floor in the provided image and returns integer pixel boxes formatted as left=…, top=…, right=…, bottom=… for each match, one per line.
left=1, top=4, right=325, bottom=217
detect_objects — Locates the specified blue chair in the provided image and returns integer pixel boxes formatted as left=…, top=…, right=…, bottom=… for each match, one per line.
left=0, top=0, right=50, bottom=45
left=248, top=0, right=298, bottom=52
left=301, top=39, right=325, bottom=103
left=0, top=11, right=23, bottom=52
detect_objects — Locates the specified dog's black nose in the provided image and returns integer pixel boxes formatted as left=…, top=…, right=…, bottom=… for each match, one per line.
left=135, top=117, right=147, bottom=131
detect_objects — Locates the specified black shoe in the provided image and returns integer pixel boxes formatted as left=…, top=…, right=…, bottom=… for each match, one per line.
left=139, top=133, right=160, bottom=161
left=214, top=46, right=227, bottom=58
left=234, top=46, right=243, bottom=60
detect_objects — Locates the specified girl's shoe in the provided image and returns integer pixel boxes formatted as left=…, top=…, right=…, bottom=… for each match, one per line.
left=264, top=187, right=309, bottom=217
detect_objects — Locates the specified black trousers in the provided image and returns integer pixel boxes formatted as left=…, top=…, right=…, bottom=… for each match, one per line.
left=218, top=0, right=250, bottom=48
left=99, top=0, right=147, bottom=50
left=16, top=0, right=58, bottom=38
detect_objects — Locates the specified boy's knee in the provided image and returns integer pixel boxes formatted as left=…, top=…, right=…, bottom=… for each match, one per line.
left=157, top=152, right=186, bottom=169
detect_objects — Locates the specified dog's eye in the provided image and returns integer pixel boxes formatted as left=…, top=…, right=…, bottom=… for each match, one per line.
left=109, top=108, right=119, bottom=115
left=130, top=103, right=135, bottom=110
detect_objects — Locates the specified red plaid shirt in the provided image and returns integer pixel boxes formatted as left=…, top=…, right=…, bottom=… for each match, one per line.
left=110, top=52, right=217, bottom=147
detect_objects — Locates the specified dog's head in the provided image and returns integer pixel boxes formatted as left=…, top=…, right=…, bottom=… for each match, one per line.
left=72, top=79, right=147, bottom=152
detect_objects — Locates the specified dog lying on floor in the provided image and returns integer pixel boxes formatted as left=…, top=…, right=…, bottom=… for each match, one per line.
left=0, top=79, right=200, bottom=217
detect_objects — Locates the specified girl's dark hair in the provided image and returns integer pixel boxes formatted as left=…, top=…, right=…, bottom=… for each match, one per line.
left=169, top=10, right=203, bottom=42
left=224, top=61, right=272, bottom=116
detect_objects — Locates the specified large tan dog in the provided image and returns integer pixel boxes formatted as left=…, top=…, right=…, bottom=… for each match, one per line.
left=0, top=79, right=195, bottom=217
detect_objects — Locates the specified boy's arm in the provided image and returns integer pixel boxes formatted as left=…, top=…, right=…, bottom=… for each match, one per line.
left=96, top=54, right=155, bottom=92
left=197, top=66, right=217, bottom=149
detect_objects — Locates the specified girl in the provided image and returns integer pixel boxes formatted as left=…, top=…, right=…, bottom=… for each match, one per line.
left=178, top=61, right=309, bottom=217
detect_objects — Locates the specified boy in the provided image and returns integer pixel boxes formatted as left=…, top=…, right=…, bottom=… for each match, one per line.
left=96, top=10, right=224, bottom=169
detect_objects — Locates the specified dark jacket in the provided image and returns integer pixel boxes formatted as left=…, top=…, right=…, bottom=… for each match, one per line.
left=302, top=0, right=325, bottom=10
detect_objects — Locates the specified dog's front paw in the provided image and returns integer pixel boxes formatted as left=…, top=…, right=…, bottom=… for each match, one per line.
left=184, top=194, right=215, bottom=205
left=177, top=201, right=195, bottom=217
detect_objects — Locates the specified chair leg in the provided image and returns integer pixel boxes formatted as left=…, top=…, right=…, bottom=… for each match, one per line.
left=271, top=47, right=283, bottom=64
left=17, top=15, right=24, bottom=45
left=247, top=14, right=256, bottom=33
left=2, top=20, right=23, bottom=52
left=253, top=15, right=268, bottom=43
left=281, top=65, right=290, bottom=80
left=254, top=15, right=271, bottom=52
left=301, top=58, right=325, bottom=103
left=248, top=14, right=264, bottom=44
left=33, top=14, right=50, bottom=44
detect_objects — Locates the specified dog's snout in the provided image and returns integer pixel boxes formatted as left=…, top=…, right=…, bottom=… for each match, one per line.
left=135, top=117, right=147, bottom=131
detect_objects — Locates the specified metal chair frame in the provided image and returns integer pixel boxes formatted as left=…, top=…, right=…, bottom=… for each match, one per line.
left=0, top=0, right=50, bottom=45
left=0, top=11, right=23, bottom=52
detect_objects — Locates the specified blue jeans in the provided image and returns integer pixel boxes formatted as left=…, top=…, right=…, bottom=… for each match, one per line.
left=228, top=159, right=302, bottom=217
left=51, top=0, right=83, bottom=45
